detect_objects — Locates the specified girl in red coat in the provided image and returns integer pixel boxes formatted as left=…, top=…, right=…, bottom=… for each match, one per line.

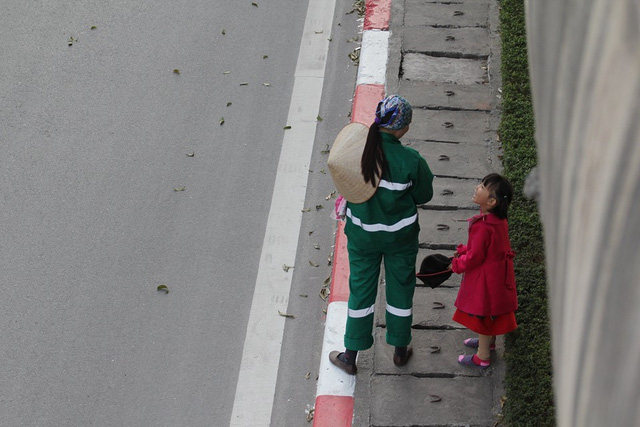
left=450, top=173, right=517, bottom=368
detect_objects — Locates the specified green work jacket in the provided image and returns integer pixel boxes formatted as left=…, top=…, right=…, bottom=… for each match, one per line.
left=344, top=132, right=434, bottom=246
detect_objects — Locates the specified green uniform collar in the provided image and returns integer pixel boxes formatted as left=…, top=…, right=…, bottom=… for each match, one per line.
left=381, top=131, right=401, bottom=145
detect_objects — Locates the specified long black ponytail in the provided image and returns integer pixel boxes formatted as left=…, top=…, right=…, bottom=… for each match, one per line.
left=361, top=110, right=394, bottom=186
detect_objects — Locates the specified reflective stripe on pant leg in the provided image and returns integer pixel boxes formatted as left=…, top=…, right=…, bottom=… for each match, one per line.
left=383, top=237, right=418, bottom=347
left=349, top=304, right=376, bottom=318
left=386, top=303, right=412, bottom=317
left=345, top=239, right=381, bottom=351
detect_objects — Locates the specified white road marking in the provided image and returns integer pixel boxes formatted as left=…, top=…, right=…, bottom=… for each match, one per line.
left=229, top=0, right=337, bottom=425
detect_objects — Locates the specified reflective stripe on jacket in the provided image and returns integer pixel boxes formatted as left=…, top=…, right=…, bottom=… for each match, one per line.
left=344, top=132, right=434, bottom=245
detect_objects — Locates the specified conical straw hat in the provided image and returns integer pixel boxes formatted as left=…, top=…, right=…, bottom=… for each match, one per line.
left=328, top=122, right=379, bottom=203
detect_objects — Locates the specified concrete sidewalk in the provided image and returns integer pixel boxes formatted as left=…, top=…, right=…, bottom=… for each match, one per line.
left=352, top=0, right=506, bottom=425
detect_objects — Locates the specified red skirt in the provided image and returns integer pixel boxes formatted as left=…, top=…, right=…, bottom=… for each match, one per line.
left=453, top=309, right=517, bottom=336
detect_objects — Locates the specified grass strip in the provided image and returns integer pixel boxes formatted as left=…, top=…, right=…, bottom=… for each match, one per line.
left=498, top=1, right=556, bottom=425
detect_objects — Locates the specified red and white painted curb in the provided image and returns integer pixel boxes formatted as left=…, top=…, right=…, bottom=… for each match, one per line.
left=313, top=1, right=391, bottom=425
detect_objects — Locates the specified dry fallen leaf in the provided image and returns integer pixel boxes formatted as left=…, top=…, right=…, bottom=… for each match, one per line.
left=282, top=264, right=294, bottom=272
left=173, top=186, right=186, bottom=192
left=186, top=152, right=195, bottom=157
left=348, top=48, right=360, bottom=64
left=278, top=310, right=294, bottom=318
left=173, top=69, right=180, bottom=75
left=219, top=117, right=225, bottom=125
left=157, top=284, right=169, bottom=294
left=500, top=395, right=507, bottom=409
left=309, top=260, right=319, bottom=267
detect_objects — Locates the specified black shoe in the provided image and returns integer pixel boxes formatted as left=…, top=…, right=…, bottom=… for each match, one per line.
left=329, top=351, right=357, bottom=375
left=393, top=347, right=413, bottom=367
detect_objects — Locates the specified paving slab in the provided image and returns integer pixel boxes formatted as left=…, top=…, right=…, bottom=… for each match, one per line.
left=408, top=109, right=493, bottom=143
left=374, top=328, right=485, bottom=377
left=403, top=53, right=488, bottom=84
left=376, top=286, right=459, bottom=328
left=417, top=208, right=474, bottom=248
left=407, top=139, right=494, bottom=178
left=414, top=286, right=459, bottom=328
left=399, top=80, right=493, bottom=111
left=403, top=26, right=490, bottom=58
left=369, top=375, right=496, bottom=426
left=425, top=176, right=479, bottom=209
left=405, top=0, right=490, bottom=28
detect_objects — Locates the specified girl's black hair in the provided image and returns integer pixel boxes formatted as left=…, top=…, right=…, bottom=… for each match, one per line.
left=482, top=173, right=513, bottom=219
left=361, top=110, right=395, bottom=186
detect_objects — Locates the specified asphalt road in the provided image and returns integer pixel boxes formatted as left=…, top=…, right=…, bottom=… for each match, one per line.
left=0, top=1, right=359, bottom=425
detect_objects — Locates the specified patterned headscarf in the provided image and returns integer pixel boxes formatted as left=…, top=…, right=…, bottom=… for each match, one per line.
left=375, top=95, right=412, bottom=130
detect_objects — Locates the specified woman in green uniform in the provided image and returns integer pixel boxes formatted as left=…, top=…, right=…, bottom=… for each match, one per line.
left=328, top=95, right=434, bottom=374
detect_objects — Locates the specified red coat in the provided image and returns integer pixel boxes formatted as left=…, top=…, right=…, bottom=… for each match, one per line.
left=452, top=213, right=517, bottom=317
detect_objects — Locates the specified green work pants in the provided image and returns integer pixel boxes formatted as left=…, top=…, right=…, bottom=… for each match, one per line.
left=344, top=235, right=418, bottom=350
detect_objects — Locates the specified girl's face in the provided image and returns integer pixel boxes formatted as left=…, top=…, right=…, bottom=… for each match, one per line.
left=472, top=183, right=496, bottom=213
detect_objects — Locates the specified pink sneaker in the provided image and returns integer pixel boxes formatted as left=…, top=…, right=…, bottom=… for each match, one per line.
left=458, top=354, right=490, bottom=368
left=463, top=338, right=496, bottom=351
